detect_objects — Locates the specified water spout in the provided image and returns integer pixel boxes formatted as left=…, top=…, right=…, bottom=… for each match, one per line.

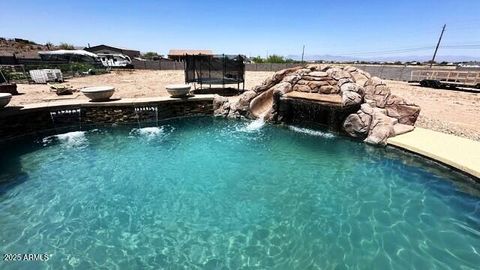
left=49, top=108, right=81, bottom=130
left=134, top=106, right=159, bottom=128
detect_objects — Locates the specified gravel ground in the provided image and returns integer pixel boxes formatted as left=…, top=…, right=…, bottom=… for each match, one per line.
left=7, top=70, right=480, bottom=141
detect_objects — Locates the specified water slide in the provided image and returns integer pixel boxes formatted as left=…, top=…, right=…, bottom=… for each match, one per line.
left=249, top=89, right=274, bottom=118
left=249, top=88, right=343, bottom=119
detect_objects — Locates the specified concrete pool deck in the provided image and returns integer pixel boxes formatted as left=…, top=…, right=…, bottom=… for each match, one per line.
left=388, top=127, right=480, bottom=179
left=5, top=95, right=217, bottom=112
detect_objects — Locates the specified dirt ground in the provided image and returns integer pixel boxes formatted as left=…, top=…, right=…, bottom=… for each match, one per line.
left=387, top=80, right=480, bottom=141
left=9, top=70, right=272, bottom=105
left=7, top=70, right=480, bottom=141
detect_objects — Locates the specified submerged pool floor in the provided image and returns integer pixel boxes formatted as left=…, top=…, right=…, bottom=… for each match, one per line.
left=0, top=117, right=479, bottom=269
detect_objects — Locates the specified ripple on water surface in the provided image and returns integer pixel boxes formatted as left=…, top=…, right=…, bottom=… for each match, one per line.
left=0, top=117, right=479, bottom=269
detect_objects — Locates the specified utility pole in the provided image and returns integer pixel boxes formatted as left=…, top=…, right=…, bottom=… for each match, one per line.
left=430, top=24, right=446, bottom=68
left=301, top=45, right=305, bottom=63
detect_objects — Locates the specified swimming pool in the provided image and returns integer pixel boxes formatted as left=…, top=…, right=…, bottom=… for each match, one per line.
left=0, top=117, right=479, bottom=269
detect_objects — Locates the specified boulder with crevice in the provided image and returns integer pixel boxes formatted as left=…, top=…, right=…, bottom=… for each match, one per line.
left=364, top=108, right=398, bottom=145
left=343, top=104, right=373, bottom=138
left=384, top=94, right=421, bottom=125
left=213, top=96, right=230, bottom=117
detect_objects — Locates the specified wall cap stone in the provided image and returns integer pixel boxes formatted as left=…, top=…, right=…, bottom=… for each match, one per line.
left=0, top=95, right=216, bottom=117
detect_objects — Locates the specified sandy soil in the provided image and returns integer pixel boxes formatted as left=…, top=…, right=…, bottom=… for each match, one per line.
left=386, top=80, right=480, bottom=141
left=10, top=70, right=272, bottom=105
left=7, top=70, right=480, bottom=141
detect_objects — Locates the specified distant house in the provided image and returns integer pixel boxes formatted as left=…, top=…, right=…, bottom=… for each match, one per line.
left=458, top=62, right=480, bottom=68
left=168, top=49, right=213, bottom=61
left=84, top=45, right=140, bottom=59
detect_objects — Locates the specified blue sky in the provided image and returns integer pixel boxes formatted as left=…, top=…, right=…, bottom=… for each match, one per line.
left=1, top=0, right=480, bottom=59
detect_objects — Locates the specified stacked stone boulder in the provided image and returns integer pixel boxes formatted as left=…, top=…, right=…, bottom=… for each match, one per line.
left=343, top=77, right=421, bottom=144
left=213, top=65, right=420, bottom=145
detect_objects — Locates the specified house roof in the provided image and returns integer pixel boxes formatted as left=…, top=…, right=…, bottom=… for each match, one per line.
left=85, top=45, right=140, bottom=54
left=168, top=49, right=213, bottom=56
left=39, top=50, right=99, bottom=58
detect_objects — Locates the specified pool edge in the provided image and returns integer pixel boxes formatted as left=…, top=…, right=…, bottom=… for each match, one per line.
left=388, top=127, right=480, bottom=181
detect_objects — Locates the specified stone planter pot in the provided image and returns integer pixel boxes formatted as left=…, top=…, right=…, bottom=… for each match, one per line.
left=166, top=84, right=191, bottom=97
left=0, top=93, right=12, bottom=108
left=81, top=86, right=115, bottom=101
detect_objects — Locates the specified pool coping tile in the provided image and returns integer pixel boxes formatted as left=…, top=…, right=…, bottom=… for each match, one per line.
left=388, top=127, right=480, bottom=179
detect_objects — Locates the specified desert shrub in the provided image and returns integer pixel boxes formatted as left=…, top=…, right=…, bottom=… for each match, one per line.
left=142, top=52, right=162, bottom=60
left=58, top=43, right=75, bottom=50
left=266, top=54, right=285, bottom=63
left=251, top=56, right=264, bottom=63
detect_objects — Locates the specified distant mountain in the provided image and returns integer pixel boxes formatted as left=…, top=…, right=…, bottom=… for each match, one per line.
left=0, top=38, right=53, bottom=54
left=286, top=54, right=480, bottom=62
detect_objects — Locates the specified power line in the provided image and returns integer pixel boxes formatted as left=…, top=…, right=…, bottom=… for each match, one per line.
left=442, top=44, right=480, bottom=48
left=326, top=43, right=480, bottom=56
left=338, top=46, right=435, bottom=56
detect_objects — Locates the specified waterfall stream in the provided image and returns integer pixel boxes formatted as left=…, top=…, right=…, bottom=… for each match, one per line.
left=244, top=112, right=267, bottom=131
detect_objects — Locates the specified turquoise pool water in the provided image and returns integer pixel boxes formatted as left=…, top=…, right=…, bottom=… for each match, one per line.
left=0, top=117, right=479, bottom=269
